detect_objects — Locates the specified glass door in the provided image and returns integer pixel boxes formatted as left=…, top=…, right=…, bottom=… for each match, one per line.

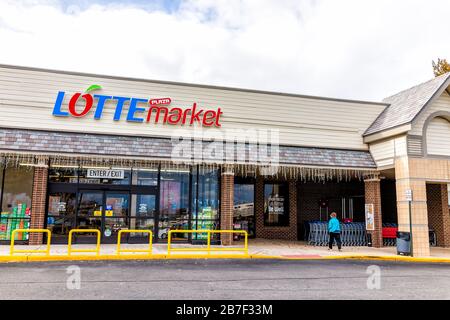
left=76, top=190, right=130, bottom=243
left=76, top=190, right=103, bottom=243
left=102, top=192, right=129, bottom=243
left=128, top=193, right=157, bottom=243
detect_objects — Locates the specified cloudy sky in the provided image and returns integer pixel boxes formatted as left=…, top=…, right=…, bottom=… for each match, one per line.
left=0, top=0, right=449, bottom=101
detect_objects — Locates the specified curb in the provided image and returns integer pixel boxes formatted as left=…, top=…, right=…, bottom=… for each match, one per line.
left=0, top=254, right=254, bottom=263
left=280, top=254, right=450, bottom=263
left=1, top=253, right=450, bottom=264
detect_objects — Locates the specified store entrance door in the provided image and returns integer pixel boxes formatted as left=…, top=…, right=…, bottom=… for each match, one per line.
left=76, top=190, right=129, bottom=243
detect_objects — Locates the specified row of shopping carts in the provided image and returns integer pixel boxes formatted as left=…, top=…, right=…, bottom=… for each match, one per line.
left=307, top=221, right=438, bottom=247
left=307, top=221, right=368, bottom=247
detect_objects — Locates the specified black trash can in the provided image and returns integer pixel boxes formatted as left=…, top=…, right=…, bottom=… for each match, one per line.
left=366, top=233, right=372, bottom=247
left=396, top=231, right=411, bottom=256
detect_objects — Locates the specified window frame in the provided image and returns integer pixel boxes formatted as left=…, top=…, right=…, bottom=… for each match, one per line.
left=263, top=181, right=290, bottom=227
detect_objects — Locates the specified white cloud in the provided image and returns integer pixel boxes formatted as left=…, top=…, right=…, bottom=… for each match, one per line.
left=0, top=0, right=449, bottom=101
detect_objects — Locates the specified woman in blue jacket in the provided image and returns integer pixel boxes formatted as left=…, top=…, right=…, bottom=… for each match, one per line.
left=328, top=212, right=342, bottom=251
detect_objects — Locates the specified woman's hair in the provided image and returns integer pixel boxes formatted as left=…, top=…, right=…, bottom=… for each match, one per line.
left=330, top=212, right=337, bottom=218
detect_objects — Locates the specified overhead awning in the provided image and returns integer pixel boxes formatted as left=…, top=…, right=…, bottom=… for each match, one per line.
left=0, top=128, right=378, bottom=181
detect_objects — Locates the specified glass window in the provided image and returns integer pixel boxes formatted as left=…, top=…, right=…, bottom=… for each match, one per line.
left=0, top=167, right=33, bottom=241
left=78, top=168, right=131, bottom=185
left=105, top=192, right=129, bottom=218
left=264, top=183, right=289, bottom=226
left=76, top=191, right=103, bottom=234
left=1, top=167, right=33, bottom=213
left=129, top=194, right=156, bottom=239
left=159, top=167, right=190, bottom=240
left=133, top=218, right=155, bottom=231
left=49, top=167, right=79, bottom=183
left=194, top=168, right=219, bottom=220
left=192, top=167, right=220, bottom=241
left=48, top=192, right=76, bottom=216
left=104, top=217, right=128, bottom=239
left=47, top=192, right=76, bottom=239
left=131, top=194, right=156, bottom=218
left=132, top=169, right=158, bottom=186
left=0, top=165, right=4, bottom=203
left=233, top=183, right=255, bottom=238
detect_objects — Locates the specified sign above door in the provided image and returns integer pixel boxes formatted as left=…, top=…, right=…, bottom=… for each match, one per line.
left=86, top=169, right=125, bottom=179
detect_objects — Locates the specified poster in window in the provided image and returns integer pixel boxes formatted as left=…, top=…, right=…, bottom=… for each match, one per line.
left=161, top=181, right=181, bottom=214
left=48, top=196, right=60, bottom=215
left=365, top=204, right=375, bottom=231
left=268, top=196, right=285, bottom=215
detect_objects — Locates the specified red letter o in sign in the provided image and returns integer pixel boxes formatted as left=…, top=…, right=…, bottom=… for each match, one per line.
left=68, top=93, right=94, bottom=117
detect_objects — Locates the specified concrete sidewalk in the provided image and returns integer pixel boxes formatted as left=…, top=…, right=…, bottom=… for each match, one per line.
left=2, top=239, right=450, bottom=262
left=249, top=239, right=450, bottom=259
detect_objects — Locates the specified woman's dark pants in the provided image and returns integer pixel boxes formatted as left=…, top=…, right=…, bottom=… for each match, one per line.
left=329, top=232, right=342, bottom=249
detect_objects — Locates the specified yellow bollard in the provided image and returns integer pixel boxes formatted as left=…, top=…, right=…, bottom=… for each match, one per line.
left=167, top=229, right=249, bottom=257
left=68, top=229, right=101, bottom=256
left=117, top=230, right=153, bottom=255
left=10, top=229, right=52, bottom=256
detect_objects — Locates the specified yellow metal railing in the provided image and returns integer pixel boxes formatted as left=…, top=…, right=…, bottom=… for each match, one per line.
left=68, top=229, right=101, bottom=256
left=5, top=228, right=249, bottom=259
left=117, top=230, right=153, bottom=255
left=10, top=229, right=52, bottom=255
left=167, top=230, right=248, bottom=256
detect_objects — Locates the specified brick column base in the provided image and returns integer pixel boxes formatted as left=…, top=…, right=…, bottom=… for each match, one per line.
left=220, top=171, right=234, bottom=246
left=426, top=184, right=450, bottom=247
left=365, top=178, right=383, bottom=248
left=29, top=166, right=48, bottom=245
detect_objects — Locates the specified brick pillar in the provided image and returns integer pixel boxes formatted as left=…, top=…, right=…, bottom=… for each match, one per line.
left=220, top=167, right=234, bottom=246
left=255, top=176, right=264, bottom=238
left=288, top=180, right=298, bottom=240
left=29, top=166, right=48, bottom=245
left=426, top=184, right=450, bottom=247
left=364, top=178, right=383, bottom=248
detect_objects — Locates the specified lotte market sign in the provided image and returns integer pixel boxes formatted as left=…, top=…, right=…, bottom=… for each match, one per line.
left=52, top=85, right=223, bottom=127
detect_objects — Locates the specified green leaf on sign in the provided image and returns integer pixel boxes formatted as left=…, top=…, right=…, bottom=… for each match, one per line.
left=85, top=84, right=102, bottom=93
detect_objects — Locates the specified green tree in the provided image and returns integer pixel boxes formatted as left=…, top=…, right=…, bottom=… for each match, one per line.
left=432, top=58, right=450, bottom=77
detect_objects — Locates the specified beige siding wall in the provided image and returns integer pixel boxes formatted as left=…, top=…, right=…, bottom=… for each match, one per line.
left=0, top=66, right=386, bottom=150
left=369, top=139, right=395, bottom=167
left=426, top=117, right=450, bottom=156
left=410, top=92, right=450, bottom=136
left=406, top=92, right=450, bottom=158
left=368, top=135, right=407, bottom=168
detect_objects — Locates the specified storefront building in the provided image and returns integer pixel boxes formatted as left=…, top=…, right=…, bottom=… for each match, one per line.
left=0, top=64, right=449, bottom=256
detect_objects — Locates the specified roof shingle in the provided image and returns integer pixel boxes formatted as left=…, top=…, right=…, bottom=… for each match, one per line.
left=365, top=73, right=450, bottom=136
left=0, top=128, right=376, bottom=169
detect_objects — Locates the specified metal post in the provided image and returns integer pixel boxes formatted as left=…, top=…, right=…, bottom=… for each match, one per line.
left=167, top=231, right=171, bottom=256
left=409, top=200, right=414, bottom=257
left=207, top=230, right=211, bottom=255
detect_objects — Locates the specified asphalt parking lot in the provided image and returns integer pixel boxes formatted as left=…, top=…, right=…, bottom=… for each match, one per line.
left=0, top=259, right=449, bottom=300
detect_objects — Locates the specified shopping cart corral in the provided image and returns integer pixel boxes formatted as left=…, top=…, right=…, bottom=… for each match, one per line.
left=307, top=221, right=438, bottom=247
left=307, top=221, right=368, bottom=247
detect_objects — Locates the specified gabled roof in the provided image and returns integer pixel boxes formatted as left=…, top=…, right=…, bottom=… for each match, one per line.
left=364, top=72, right=450, bottom=136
